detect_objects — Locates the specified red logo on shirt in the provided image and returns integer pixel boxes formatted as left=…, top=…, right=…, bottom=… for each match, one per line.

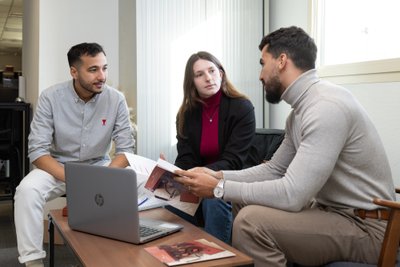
left=102, top=119, right=106, bottom=126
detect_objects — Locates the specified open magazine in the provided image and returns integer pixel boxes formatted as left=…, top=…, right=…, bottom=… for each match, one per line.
left=124, top=152, right=200, bottom=216
left=145, top=238, right=235, bottom=266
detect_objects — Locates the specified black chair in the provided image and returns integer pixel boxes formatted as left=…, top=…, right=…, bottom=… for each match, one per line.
left=243, top=128, right=285, bottom=168
left=0, top=109, right=22, bottom=200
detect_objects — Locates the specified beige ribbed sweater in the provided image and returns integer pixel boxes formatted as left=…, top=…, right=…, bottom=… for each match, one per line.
left=223, top=69, right=395, bottom=211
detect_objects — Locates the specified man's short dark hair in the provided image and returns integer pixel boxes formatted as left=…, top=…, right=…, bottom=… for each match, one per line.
left=67, top=42, right=105, bottom=67
left=259, top=26, right=317, bottom=71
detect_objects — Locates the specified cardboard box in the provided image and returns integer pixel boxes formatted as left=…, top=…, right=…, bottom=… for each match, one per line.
left=43, top=197, right=66, bottom=244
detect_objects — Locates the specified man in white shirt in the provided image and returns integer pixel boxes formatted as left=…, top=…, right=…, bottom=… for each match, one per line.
left=14, top=42, right=135, bottom=267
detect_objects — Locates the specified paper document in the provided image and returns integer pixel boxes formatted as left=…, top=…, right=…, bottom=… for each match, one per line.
left=125, top=152, right=200, bottom=215
left=137, top=195, right=167, bottom=211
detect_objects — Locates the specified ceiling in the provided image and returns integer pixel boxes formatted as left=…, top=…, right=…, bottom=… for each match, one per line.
left=0, top=0, right=22, bottom=56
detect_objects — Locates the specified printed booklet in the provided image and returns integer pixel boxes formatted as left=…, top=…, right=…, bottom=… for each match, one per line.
left=145, top=238, right=235, bottom=266
left=124, top=152, right=200, bottom=216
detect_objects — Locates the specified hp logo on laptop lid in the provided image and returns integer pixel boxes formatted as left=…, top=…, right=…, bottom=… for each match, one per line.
left=94, top=194, right=104, bottom=207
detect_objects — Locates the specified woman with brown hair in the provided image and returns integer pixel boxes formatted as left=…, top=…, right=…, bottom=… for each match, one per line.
left=172, top=51, right=255, bottom=244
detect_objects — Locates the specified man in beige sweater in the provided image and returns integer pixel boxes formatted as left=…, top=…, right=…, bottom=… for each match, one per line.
left=175, top=26, right=395, bottom=266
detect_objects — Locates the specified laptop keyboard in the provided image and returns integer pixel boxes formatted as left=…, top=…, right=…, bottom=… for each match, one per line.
left=139, top=225, right=162, bottom=237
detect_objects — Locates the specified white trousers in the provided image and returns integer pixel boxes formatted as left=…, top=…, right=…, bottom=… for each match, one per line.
left=14, top=168, right=66, bottom=263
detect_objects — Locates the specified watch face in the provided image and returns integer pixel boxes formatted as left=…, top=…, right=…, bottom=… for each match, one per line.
left=213, top=187, right=224, bottom=198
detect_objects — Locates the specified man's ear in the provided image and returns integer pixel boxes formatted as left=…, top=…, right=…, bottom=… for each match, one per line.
left=70, top=66, right=78, bottom=79
left=278, top=53, right=288, bottom=70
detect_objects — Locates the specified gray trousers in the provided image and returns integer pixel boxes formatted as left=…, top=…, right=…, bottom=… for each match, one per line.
left=232, top=204, right=386, bottom=267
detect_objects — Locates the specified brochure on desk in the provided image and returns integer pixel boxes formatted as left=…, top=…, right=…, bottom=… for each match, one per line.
left=124, top=152, right=200, bottom=216
left=145, top=238, right=235, bottom=266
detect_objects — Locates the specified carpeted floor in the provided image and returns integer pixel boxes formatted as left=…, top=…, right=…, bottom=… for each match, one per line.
left=0, top=200, right=80, bottom=267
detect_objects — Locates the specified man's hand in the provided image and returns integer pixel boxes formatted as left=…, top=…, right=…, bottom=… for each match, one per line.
left=32, top=155, right=65, bottom=182
left=189, top=167, right=222, bottom=179
left=174, top=169, right=220, bottom=198
left=109, top=154, right=129, bottom=168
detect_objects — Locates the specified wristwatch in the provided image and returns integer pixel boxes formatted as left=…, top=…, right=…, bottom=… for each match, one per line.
left=213, top=178, right=225, bottom=199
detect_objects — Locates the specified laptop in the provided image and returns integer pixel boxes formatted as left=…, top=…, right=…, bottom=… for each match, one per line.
left=65, top=162, right=183, bottom=244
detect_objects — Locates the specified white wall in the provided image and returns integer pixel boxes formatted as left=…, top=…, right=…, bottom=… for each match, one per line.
left=346, top=83, right=400, bottom=186
left=24, top=0, right=119, bottom=109
left=268, top=0, right=309, bottom=129
left=22, top=0, right=40, bottom=107
left=119, top=0, right=137, bottom=113
left=268, top=0, right=400, bottom=186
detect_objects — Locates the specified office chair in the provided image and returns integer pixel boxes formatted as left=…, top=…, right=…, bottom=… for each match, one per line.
left=0, top=109, right=22, bottom=200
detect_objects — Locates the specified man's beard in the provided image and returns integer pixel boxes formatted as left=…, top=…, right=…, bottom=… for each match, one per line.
left=77, top=78, right=104, bottom=95
left=264, top=75, right=283, bottom=104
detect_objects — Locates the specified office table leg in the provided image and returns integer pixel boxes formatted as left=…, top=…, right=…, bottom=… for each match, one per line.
left=48, top=214, right=54, bottom=267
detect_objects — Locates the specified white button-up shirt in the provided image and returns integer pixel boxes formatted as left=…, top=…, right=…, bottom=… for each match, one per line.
left=28, top=80, right=135, bottom=165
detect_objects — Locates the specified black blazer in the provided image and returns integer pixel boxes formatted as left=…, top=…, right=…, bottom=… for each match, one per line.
left=175, top=94, right=256, bottom=171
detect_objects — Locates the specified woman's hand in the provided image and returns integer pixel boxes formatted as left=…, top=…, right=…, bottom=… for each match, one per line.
left=159, top=153, right=166, bottom=160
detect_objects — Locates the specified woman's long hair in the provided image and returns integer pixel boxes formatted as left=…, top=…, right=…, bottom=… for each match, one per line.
left=177, top=51, right=248, bottom=138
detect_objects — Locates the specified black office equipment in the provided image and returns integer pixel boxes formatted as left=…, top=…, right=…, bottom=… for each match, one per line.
left=0, top=102, right=31, bottom=200
left=0, top=87, right=18, bottom=102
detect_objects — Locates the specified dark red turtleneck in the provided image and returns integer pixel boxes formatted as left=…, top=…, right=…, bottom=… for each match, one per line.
left=200, top=90, right=222, bottom=164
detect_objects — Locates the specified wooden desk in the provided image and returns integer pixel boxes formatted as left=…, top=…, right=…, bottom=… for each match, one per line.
left=48, top=209, right=254, bottom=267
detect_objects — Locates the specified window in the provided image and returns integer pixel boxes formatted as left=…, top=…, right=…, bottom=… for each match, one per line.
left=310, top=0, right=400, bottom=84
